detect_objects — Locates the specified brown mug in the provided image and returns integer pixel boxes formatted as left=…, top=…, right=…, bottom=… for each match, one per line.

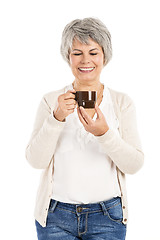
left=73, top=91, right=97, bottom=108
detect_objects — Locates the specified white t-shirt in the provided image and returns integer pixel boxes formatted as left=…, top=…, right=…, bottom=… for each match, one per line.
left=52, top=83, right=121, bottom=204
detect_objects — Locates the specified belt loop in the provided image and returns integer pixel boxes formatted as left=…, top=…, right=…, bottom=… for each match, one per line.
left=99, top=202, right=108, bottom=215
left=50, top=200, right=58, bottom=212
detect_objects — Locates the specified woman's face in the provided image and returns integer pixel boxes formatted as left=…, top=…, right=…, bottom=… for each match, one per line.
left=69, top=38, right=104, bottom=85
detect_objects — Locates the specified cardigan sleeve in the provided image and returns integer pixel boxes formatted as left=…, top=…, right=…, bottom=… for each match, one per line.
left=25, top=95, right=66, bottom=169
left=95, top=95, right=144, bottom=174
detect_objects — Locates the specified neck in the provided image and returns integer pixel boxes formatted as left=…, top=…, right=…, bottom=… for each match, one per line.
left=72, top=79, right=102, bottom=92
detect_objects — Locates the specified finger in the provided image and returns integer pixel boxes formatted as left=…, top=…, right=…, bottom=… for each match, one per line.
left=65, top=90, right=76, bottom=99
left=79, top=106, right=93, bottom=124
left=95, top=103, right=102, bottom=119
left=65, top=99, right=76, bottom=105
left=77, top=107, right=88, bottom=125
left=64, top=93, right=76, bottom=100
left=66, top=104, right=76, bottom=110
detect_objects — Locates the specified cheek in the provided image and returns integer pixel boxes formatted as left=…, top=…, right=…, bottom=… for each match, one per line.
left=69, top=56, right=78, bottom=68
left=95, top=56, right=104, bottom=68
left=94, top=53, right=104, bottom=65
left=69, top=57, right=79, bottom=76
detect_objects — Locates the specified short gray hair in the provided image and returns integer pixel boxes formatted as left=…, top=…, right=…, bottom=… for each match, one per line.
left=60, top=17, right=112, bottom=66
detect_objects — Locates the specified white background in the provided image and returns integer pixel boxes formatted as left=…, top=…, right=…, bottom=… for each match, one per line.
left=0, top=0, right=160, bottom=239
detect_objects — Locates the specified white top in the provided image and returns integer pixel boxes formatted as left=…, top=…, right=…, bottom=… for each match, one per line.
left=52, top=82, right=121, bottom=204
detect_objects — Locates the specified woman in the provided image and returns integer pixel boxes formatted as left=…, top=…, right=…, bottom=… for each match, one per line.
left=26, top=17, right=144, bottom=240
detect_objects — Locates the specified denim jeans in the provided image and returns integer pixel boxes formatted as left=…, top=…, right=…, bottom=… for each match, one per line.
left=35, top=197, right=127, bottom=240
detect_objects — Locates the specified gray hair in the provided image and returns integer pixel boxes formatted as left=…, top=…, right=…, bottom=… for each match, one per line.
left=60, top=17, right=112, bottom=66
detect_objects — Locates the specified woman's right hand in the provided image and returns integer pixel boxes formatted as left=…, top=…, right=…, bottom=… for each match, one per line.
left=53, top=89, right=77, bottom=122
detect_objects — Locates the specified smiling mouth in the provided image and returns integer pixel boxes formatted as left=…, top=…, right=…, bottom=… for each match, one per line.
left=78, top=67, right=95, bottom=73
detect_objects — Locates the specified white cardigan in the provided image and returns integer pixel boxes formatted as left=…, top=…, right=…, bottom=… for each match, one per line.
left=25, top=85, right=144, bottom=227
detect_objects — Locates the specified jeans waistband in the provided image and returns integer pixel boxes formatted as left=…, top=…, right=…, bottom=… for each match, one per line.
left=49, top=197, right=121, bottom=215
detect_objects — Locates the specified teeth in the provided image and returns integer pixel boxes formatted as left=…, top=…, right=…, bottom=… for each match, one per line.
left=79, top=67, right=94, bottom=71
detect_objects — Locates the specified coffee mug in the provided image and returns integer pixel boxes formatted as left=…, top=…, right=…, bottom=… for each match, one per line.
left=73, top=91, right=97, bottom=108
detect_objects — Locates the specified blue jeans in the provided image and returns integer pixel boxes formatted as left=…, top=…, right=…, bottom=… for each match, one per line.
left=35, top=197, right=127, bottom=240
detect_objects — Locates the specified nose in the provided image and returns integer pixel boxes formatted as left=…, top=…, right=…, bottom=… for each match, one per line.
left=80, top=54, right=90, bottom=64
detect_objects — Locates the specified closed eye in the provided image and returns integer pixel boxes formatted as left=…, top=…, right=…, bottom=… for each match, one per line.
left=73, top=53, right=98, bottom=56
left=73, top=53, right=82, bottom=56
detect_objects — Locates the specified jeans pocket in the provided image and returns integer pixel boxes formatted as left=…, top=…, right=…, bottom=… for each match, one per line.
left=106, top=202, right=123, bottom=223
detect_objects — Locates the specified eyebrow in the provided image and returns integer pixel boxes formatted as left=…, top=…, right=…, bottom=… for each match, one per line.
left=89, top=48, right=100, bottom=52
left=72, top=48, right=100, bottom=52
left=72, top=49, right=82, bottom=52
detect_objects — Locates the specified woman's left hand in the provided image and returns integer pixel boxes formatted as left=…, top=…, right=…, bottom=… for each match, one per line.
left=77, top=103, right=109, bottom=136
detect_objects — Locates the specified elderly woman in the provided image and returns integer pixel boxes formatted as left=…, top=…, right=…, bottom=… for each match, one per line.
left=26, top=17, right=144, bottom=240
